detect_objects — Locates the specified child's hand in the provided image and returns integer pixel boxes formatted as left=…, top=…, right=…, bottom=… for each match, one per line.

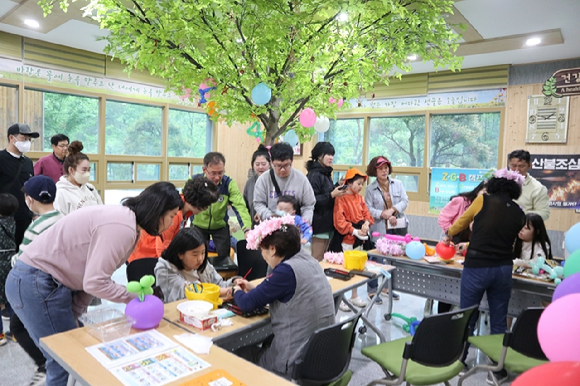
left=220, top=287, right=233, bottom=300
left=357, top=229, right=367, bottom=237
left=300, top=238, right=308, bottom=244
left=361, top=223, right=369, bottom=233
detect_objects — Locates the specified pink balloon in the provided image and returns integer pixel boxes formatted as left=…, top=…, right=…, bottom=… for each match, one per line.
left=329, top=97, right=336, bottom=104
left=537, top=293, right=580, bottom=362
left=337, top=98, right=344, bottom=108
left=299, top=108, right=317, bottom=128
left=125, top=295, right=164, bottom=330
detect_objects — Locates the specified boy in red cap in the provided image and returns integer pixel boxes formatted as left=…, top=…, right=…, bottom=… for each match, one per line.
left=332, top=168, right=374, bottom=311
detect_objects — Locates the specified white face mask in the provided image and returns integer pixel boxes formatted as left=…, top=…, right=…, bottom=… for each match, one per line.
left=73, top=171, right=90, bottom=185
left=13, top=139, right=31, bottom=154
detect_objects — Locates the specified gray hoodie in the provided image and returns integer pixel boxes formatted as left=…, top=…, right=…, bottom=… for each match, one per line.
left=154, top=257, right=234, bottom=303
left=253, top=168, right=316, bottom=223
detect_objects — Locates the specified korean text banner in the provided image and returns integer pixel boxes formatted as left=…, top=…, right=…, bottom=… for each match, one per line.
left=529, top=154, right=580, bottom=209
left=429, top=168, right=488, bottom=214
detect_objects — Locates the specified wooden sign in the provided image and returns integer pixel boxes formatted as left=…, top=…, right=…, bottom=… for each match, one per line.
left=543, top=68, right=580, bottom=97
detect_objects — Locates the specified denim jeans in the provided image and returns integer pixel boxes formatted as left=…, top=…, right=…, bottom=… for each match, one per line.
left=5, top=261, right=78, bottom=386
left=460, top=265, right=512, bottom=361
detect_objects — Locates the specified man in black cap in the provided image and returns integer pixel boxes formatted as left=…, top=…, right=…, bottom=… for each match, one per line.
left=0, top=123, right=39, bottom=247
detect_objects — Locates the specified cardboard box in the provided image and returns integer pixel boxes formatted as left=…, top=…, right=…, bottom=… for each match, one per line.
left=179, top=311, right=218, bottom=331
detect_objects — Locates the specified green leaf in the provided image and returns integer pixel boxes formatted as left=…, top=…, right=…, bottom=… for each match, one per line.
left=144, top=287, right=154, bottom=295
left=140, top=275, right=155, bottom=289
left=127, top=281, right=142, bottom=293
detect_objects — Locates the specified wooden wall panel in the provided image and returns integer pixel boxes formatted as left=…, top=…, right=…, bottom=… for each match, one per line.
left=22, top=88, right=44, bottom=152
left=0, top=85, right=19, bottom=149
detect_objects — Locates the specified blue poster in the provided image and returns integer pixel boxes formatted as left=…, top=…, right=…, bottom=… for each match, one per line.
left=429, top=168, right=488, bottom=214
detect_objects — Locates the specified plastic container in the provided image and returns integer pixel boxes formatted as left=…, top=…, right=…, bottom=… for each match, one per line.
left=79, top=307, right=135, bottom=342
left=343, top=250, right=368, bottom=270
left=177, top=300, right=217, bottom=331
left=185, top=282, right=223, bottom=309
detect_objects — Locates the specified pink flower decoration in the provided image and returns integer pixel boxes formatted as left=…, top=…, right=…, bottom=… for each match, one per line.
left=246, top=215, right=296, bottom=250
left=493, top=168, right=525, bottom=186
left=324, top=252, right=344, bottom=265
left=376, top=237, right=406, bottom=256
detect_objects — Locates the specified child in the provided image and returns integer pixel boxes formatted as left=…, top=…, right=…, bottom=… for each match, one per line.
left=513, top=213, right=553, bottom=268
left=332, top=168, right=374, bottom=311
left=10, top=175, right=64, bottom=384
left=275, top=195, right=313, bottom=244
left=155, top=227, right=239, bottom=303
left=0, top=193, right=18, bottom=346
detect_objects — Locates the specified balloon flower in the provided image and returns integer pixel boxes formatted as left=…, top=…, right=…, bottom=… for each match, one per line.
left=125, top=275, right=164, bottom=330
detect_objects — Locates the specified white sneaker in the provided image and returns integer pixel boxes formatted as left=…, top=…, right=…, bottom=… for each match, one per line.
left=339, top=301, right=352, bottom=312
left=0, top=337, right=7, bottom=347
left=29, top=367, right=47, bottom=386
left=350, top=297, right=368, bottom=308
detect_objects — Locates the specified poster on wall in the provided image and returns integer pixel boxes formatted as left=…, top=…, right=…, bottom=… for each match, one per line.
left=429, top=168, right=488, bottom=214
left=529, top=154, right=580, bottom=209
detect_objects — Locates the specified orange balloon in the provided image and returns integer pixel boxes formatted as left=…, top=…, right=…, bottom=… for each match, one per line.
left=423, top=243, right=436, bottom=256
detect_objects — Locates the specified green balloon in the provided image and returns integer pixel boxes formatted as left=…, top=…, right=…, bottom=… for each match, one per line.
left=143, top=287, right=154, bottom=295
left=140, top=275, right=155, bottom=288
left=564, top=250, right=580, bottom=278
left=127, top=281, right=142, bottom=293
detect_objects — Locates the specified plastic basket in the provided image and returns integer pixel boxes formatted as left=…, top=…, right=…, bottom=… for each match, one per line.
left=79, top=307, right=135, bottom=342
left=343, top=250, right=368, bottom=270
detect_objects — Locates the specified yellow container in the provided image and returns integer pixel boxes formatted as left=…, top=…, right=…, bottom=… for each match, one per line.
left=184, top=283, right=223, bottom=310
left=343, top=250, right=368, bottom=270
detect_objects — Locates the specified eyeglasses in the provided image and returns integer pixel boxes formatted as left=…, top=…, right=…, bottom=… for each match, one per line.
left=206, top=170, right=224, bottom=178
left=273, top=161, right=292, bottom=170
left=56, top=144, right=68, bottom=149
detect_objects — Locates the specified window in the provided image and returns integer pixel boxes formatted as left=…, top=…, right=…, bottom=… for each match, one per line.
left=393, top=174, right=419, bottom=193
left=105, top=100, right=162, bottom=156
left=104, top=189, right=143, bottom=205
left=0, top=85, right=18, bottom=150
left=136, top=164, right=160, bottom=181
left=430, top=112, right=500, bottom=169
left=90, top=162, right=97, bottom=182
left=168, top=109, right=209, bottom=157
left=323, top=119, right=364, bottom=165
left=369, top=116, right=425, bottom=167
left=107, top=162, right=134, bottom=182
left=169, top=164, right=190, bottom=181
left=24, top=89, right=99, bottom=153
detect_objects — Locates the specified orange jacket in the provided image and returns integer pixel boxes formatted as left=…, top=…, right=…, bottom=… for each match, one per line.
left=127, top=195, right=190, bottom=263
left=333, top=192, right=374, bottom=245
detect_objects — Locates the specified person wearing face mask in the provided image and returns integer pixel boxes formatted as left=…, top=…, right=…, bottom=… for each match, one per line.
left=54, top=141, right=102, bottom=215
left=0, top=123, right=39, bottom=248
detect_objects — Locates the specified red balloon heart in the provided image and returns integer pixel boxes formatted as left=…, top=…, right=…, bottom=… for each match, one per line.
left=512, top=362, right=580, bottom=386
left=435, top=242, right=455, bottom=260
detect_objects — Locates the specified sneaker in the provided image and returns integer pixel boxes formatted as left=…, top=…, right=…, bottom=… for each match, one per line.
left=29, top=366, right=47, bottom=386
left=486, top=369, right=508, bottom=385
left=4, top=331, right=15, bottom=342
left=367, top=294, right=383, bottom=305
left=339, top=301, right=352, bottom=312
left=350, top=297, right=368, bottom=308
left=0, top=336, right=7, bottom=346
left=1, top=308, right=9, bottom=321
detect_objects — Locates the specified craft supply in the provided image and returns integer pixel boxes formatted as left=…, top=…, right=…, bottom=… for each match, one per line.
left=242, top=268, right=253, bottom=280
left=174, top=332, right=214, bottom=355
left=178, top=369, right=246, bottom=386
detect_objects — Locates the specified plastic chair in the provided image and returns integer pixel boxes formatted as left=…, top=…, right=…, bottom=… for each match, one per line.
left=236, top=240, right=268, bottom=281
left=457, top=307, right=548, bottom=386
left=361, top=305, right=478, bottom=386
left=292, top=312, right=362, bottom=386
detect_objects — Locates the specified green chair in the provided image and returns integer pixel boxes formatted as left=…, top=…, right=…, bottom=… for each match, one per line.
left=361, top=306, right=477, bottom=386
left=457, top=307, right=548, bottom=386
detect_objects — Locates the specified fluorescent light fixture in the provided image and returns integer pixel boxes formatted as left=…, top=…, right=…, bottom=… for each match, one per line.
left=407, top=54, right=418, bottom=61
left=337, top=12, right=348, bottom=22
left=526, top=37, right=541, bottom=46
left=24, top=19, right=40, bottom=28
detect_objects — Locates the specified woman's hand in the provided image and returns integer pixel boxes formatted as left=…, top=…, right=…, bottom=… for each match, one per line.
left=381, top=208, right=395, bottom=219
left=236, top=279, right=255, bottom=293
left=331, top=186, right=347, bottom=199
left=441, top=234, right=452, bottom=246
left=388, top=216, right=397, bottom=227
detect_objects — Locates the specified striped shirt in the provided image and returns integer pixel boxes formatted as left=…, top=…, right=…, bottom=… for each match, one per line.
left=12, top=210, right=64, bottom=266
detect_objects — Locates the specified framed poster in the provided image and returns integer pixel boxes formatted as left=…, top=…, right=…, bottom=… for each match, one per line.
left=529, top=154, right=580, bottom=210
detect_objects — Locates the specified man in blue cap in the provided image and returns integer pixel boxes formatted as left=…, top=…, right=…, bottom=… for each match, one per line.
left=9, top=175, right=64, bottom=386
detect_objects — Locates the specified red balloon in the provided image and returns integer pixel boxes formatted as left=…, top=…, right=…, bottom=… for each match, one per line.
left=512, top=362, right=580, bottom=386
left=435, top=242, right=455, bottom=260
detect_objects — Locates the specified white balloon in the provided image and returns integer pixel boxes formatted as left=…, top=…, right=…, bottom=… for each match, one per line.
left=314, top=116, right=330, bottom=133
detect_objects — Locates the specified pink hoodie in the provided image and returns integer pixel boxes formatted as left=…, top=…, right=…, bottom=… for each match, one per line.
left=437, top=196, right=470, bottom=231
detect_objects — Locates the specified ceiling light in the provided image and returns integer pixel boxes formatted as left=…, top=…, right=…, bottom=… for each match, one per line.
left=407, top=54, right=418, bottom=61
left=24, top=19, right=40, bottom=28
left=337, top=12, right=348, bottom=22
left=526, top=37, right=541, bottom=46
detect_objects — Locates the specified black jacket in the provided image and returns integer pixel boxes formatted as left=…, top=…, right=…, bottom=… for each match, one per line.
left=306, top=162, right=335, bottom=234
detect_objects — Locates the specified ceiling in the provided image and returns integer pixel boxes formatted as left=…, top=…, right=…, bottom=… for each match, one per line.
left=0, top=0, right=579, bottom=74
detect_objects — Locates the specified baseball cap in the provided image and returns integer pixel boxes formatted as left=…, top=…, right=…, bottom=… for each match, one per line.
left=376, top=157, right=391, bottom=168
left=7, top=123, right=40, bottom=138
left=23, top=175, right=57, bottom=203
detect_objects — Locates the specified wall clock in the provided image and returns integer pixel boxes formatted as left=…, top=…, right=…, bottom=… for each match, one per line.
left=526, top=95, right=569, bottom=143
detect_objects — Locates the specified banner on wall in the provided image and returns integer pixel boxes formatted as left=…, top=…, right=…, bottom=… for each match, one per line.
left=429, top=167, right=489, bottom=214
left=0, top=57, right=195, bottom=106
left=528, top=154, right=580, bottom=209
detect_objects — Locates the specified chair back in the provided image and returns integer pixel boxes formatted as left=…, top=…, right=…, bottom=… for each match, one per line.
left=409, top=305, right=478, bottom=367
left=236, top=240, right=268, bottom=281
left=292, top=312, right=361, bottom=385
left=509, top=307, right=548, bottom=360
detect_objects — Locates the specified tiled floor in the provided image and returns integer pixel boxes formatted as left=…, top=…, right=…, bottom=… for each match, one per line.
left=0, top=264, right=512, bottom=386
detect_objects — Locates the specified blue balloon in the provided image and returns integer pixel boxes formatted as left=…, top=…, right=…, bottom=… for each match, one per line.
left=565, top=222, right=580, bottom=254
left=251, top=82, right=272, bottom=105
left=406, top=241, right=425, bottom=260
left=284, top=129, right=299, bottom=147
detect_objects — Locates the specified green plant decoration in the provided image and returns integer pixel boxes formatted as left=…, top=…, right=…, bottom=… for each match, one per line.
left=543, top=77, right=561, bottom=98
left=127, top=275, right=155, bottom=302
